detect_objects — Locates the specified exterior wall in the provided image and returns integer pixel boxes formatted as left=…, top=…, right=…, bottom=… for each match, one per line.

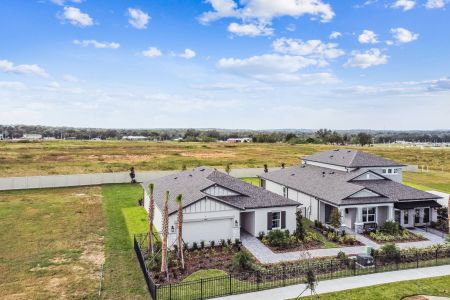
left=203, top=185, right=238, bottom=197
left=251, top=206, right=297, bottom=236
left=359, top=167, right=403, bottom=183
left=344, top=208, right=357, bottom=229
left=240, top=212, right=256, bottom=236
left=351, top=172, right=384, bottom=181
left=264, top=179, right=319, bottom=221
left=340, top=203, right=394, bottom=232
left=377, top=206, right=388, bottom=226
left=182, top=197, right=232, bottom=213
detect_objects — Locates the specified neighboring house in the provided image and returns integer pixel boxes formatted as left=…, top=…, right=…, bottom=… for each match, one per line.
left=22, top=134, right=42, bottom=140
left=122, top=135, right=147, bottom=140
left=226, top=138, right=252, bottom=143
left=259, top=149, right=441, bottom=233
left=143, top=167, right=299, bottom=247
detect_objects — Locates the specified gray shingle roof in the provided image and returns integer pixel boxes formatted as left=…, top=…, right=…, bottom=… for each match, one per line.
left=259, top=164, right=439, bottom=206
left=145, top=167, right=299, bottom=214
left=302, top=148, right=404, bottom=168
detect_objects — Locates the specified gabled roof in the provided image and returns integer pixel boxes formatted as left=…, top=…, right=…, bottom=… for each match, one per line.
left=302, top=149, right=404, bottom=168
left=146, top=167, right=299, bottom=215
left=259, top=164, right=439, bottom=206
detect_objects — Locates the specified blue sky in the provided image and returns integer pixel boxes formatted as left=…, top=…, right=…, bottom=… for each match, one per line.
left=0, top=0, right=449, bottom=129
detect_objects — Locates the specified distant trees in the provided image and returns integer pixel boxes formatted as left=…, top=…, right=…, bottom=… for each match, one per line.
left=357, top=132, right=373, bottom=146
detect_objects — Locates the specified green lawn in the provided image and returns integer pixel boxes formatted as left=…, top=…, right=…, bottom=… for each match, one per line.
left=404, top=171, right=450, bottom=193
left=0, top=186, right=104, bottom=299
left=241, top=177, right=260, bottom=186
left=315, top=275, right=450, bottom=300
left=101, top=184, right=148, bottom=299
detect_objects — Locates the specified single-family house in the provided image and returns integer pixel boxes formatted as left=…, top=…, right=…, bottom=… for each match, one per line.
left=144, top=167, right=299, bottom=247
left=259, top=149, right=442, bottom=233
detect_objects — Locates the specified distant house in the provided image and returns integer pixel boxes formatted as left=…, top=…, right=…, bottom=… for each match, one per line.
left=144, top=167, right=299, bottom=247
left=22, top=134, right=42, bottom=140
left=226, top=137, right=252, bottom=143
left=260, top=149, right=441, bottom=233
left=122, top=135, right=147, bottom=141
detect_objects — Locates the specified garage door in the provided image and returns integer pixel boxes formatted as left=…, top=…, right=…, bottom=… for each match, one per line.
left=183, top=218, right=233, bottom=245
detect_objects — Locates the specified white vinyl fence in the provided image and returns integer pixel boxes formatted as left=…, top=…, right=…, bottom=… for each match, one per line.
left=0, top=168, right=274, bottom=191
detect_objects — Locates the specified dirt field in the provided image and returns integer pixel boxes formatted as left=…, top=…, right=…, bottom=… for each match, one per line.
left=1, top=140, right=449, bottom=177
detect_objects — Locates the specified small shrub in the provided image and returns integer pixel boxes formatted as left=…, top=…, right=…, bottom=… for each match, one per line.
left=192, top=242, right=198, bottom=250
left=200, top=240, right=205, bottom=249
left=330, top=208, right=342, bottom=228
left=227, top=238, right=232, bottom=246
left=234, top=238, right=240, bottom=245
left=210, top=240, right=215, bottom=247
left=380, top=221, right=401, bottom=235
left=232, top=251, right=254, bottom=271
left=336, top=251, right=347, bottom=260
left=220, top=239, right=226, bottom=247
left=380, top=243, right=400, bottom=258
left=446, top=234, right=450, bottom=243
left=258, top=231, right=265, bottom=240
left=266, top=229, right=290, bottom=248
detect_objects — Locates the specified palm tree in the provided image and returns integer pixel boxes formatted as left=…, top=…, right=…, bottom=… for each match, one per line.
left=148, top=183, right=155, bottom=255
left=176, top=194, right=185, bottom=270
left=160, top=191, right=169, bottom=279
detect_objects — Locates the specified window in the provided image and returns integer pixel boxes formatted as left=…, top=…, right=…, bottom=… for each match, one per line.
left=283, top=186, right=288, bottom=198
left=362, top=207, right=376, bottom=223
left=403, top=210, right=409, bottom=225
left=383, top=168, right=398, bottom=175
left=272, top=211, right=281, bottom=229
left=423, top=208, right=430, bottom=223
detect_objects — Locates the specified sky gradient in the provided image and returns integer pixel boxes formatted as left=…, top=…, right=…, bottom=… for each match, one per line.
left=0, top=0, right=449, bottom=129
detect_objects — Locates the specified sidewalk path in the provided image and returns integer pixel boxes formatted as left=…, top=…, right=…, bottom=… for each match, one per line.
left=217, top=265, right=450, bottom=300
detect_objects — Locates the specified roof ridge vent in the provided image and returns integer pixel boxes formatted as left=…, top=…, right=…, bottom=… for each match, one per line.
left=334, top=149, right=339, bottom=151
left=200, top=168, right=205, bottom=171
left=174, top=177, right=178, bottom=179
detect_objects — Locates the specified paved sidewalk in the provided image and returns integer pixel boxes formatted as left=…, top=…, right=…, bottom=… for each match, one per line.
left=217, top=265, right=450, bottom=300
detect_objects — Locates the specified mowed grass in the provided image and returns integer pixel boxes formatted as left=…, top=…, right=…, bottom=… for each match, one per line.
left=0, top=184, right=151, bottom=300
left=1, top=140, right=450, bottom=177
left=101, top=183, right=148, bottom=299
left=314, top=275, right=450, bottom=300
left=0, top=186, right=105, bottom=299
left=404, top=171, right=450, bottom=193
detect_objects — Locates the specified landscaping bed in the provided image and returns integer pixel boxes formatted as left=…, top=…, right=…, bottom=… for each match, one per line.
left=145, top=240, right=243, bottom=284
left=363, top=221, right=427, bottom=244
left=312, top=221, right=364, bottom=247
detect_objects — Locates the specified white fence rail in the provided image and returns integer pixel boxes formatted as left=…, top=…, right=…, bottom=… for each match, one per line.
left=0, top=168, right=272, bottom=191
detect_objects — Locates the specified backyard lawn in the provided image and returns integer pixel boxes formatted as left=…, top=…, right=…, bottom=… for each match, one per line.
left=0, top=186, right=105, bottom=299
left=316, top=275, right=450, bottom=300
left=0, top=183, right=150, bottom=300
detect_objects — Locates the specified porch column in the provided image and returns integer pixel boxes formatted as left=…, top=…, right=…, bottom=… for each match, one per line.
left=339, top=208, right=345, bottom=228
left=387, top=204, right=394, bottom=221
left=354, top=207, right=364, bottom=234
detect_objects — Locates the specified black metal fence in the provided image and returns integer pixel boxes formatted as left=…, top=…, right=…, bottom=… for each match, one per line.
left=133, top=234, right=450, bottom=300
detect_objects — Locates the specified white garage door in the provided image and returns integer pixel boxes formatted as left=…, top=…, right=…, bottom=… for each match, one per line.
left=183, top=218, right=233, bottom=245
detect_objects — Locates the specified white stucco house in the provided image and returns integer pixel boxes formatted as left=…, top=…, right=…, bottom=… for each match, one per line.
left=143, top=167, right=299, bottom=247
left=259, top=149, right=442, bottom=233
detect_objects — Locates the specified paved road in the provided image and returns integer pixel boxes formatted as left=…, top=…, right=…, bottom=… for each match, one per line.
left=216, top=265, right=450, bottom=300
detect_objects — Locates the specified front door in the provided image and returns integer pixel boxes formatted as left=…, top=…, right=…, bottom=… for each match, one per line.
left=414, top=207, right=431, bottom=226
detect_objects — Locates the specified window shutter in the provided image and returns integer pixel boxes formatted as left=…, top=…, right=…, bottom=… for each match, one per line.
left=267, top=212, right=272, bottom=230
left=281, top=211, right=286, bottom=229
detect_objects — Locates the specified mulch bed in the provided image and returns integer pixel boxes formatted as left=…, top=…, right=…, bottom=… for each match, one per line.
left=363, top=231, right=427, bottom=244
left=262, top=240, right=323, bottom=253
left=149, top=245, right=240, bottom=284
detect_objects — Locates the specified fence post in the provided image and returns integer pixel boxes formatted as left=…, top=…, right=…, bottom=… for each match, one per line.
left=353, top=259, right=356, bottom=276
left=200, top=279, right=203, bottom=300
left=229, top=274, right=232, bottom=295
left=169, top=284, right=172, bottom=300
left=416, top=250, right=419, bottom=268
left=282, top=266, right=286, bottom=287
left=436, top=248, right=439, bottom=265
left=330, top=260, right=333, bottom=279
left=256, top=270, right=260, bottom=291
left=374, top=255, right=377, bottom=273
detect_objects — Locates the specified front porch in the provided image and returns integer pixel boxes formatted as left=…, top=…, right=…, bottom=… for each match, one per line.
left=393, top=200, right=441, bottom=228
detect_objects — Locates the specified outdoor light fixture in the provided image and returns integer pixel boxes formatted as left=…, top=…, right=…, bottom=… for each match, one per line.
left=235, top=220, right=238, bottom=227
left=171, top=225, right=175, bottom=233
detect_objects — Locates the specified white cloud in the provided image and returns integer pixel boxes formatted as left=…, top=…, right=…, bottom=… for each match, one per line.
left=127, top=8, right=150, bottom=29
left=253, top=72, right=339, bottom=85
left=286, top=23, right=296, bottom=32
left=50, top=0, right=83, bottom=5
left=0, top=59, right=48, bottom=77
left=217, top=54, right=319, bottom=76
left=199, top=0, right=335, bottom=25
left=179, top=49, right=196, bottom=59
left=390, top=27, right=419, bottom=43
left=358, top=30, right=379, bottom=44
left=227, top=22, right=273, bottom=37
left=344, top=48, right=388, bottom=69
left=142, top=47, right=162, bottom=58
left=73, top=39, right=120, bottom=49
left=425, top=0, right=447, bottom=8
left=391, top=0, right=416, bottom=11
left=272, top=38, right=345, bottom=60
left=0, top=81, right=26, bottom=89
left=329, top=31, right=341, bottom=39
left=63, top=74, right=79, bottom=82
left=60, top=6, right=93, bottom=27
